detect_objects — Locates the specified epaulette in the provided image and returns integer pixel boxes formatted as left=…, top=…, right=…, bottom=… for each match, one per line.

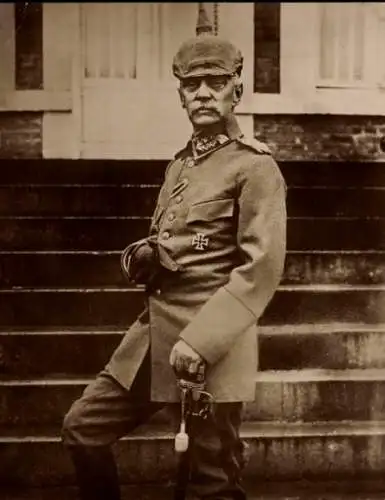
left=174, top=148, right=185, bottom=159
left=174, top=140, right=192, bottom=159
left=237, top=136, right=271, bottom=155
left=164, top=142, right=190, bottom=179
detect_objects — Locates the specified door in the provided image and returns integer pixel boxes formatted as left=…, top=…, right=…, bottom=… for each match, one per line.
left=80, top=3, right=219, bottom=159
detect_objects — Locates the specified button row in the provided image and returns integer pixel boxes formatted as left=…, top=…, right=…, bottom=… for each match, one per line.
left=158, top=175, right=189, bottom=241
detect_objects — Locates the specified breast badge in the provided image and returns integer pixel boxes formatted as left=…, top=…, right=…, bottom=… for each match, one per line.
left=192, top=233, right=209, bottom=251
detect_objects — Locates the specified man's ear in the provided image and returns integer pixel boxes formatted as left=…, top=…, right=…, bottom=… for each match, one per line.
left=233, top=82, right=243, bottom=105
left=178, top=87, right=186, bottom=108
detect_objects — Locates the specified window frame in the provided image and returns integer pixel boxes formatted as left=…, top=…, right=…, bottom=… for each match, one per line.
left=0, top=4, right=15, bottom=93
left=0, top=3, right=72, bottom=113
left=246, top=2, right=385, bottom=116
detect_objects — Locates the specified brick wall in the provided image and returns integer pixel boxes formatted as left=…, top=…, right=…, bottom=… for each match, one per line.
left=0, top=113, right=42, bottom=159
left=254, top=115, right=385, bottom=162
left=5, top=112, right=385, bottom=162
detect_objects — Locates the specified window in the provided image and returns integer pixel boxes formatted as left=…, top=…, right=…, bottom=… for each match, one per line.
left=80, top=3, right=223, bottom=158
left=251, top=2, right=385, bottom=115
left=253, top=3, right=280, bottom=94
left=317, top=3, right=385, bottom=88
left=82, top=3, right=219, bottom=82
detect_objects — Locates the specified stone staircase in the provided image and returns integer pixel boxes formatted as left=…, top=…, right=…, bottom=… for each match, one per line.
left=1, top=159, right=385, bottom=496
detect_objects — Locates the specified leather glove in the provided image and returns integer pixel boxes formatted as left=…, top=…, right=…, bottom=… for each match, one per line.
left=121, top=239, right=161, bottom=287
left=129, top=241, right=158, bottom=285
left=169, top=339, right=206, bottom=383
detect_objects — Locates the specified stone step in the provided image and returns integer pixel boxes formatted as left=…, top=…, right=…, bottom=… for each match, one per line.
left=4, top=482, right=385, bottom=500
left=0, top=185, right=384, bottom=219
left=0, top=217, right=384, bottom=251
left=0, top=287, right=146, bottom=328
left=0, top=285, right=384, bottom=328
left=248, top=368, right=385, bottom=422
left=2, top=324, right=385, bottom=378
left=2, top=484, right=172, bottom=500
left=1, top=251, right=384, bottom=288
left=278, top=161, right=385, bottom=188
left=0, top=159, right=168, bottom=185
left=1, top=160, right=384, bottom=188
left=287, top=187, right=385, bottom=218
left=3, top=420, right=385, bottom=487
left=260, top=323, right=385, bottom=370
left=0, top=378, right=174, bottom=429
left=4, top=369, right=385, bottom=427
left=284, top=251, right=385, bottom=286
left=0, top=185, right=159, bottom=217
left=0, top=217, right=148, bottom=251
left=0, top=329, right=123, bottom=377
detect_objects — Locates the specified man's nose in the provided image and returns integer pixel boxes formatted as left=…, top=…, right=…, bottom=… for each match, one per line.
left=196, top=81, right=211, bottom=98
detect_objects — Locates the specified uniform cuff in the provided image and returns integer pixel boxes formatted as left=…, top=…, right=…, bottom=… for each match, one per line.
left=179, top=286, right=255, bottom=365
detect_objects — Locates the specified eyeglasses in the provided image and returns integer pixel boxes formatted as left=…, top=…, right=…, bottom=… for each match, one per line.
left=180, top=75, right=233, bottom=93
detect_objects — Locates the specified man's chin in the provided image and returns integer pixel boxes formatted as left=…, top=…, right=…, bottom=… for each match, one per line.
left=190, top=115, right=221, bottom=128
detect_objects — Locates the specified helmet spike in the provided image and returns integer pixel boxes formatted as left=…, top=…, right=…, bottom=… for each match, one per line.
left=196, top=3, right=213, bottom=36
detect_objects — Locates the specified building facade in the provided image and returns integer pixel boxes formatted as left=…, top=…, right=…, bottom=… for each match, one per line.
left=2, top=3, right=385, bottom=161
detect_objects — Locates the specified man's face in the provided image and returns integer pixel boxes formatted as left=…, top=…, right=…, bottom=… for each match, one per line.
left=178, top=73, right=241, bottom=128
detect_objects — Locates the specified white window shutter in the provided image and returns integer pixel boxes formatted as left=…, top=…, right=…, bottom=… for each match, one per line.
left=317, top=3, right=385, bottom=88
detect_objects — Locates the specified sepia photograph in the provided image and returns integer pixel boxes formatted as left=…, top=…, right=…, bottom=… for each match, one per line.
left=1, top=2, right=385, bottom=500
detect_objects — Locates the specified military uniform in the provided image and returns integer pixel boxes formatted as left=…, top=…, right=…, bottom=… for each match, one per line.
left=62, top=31, right=287, bottom=500
left=105, top=115, right=286, bottom=403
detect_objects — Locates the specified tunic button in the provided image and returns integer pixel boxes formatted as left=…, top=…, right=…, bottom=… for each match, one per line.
left=155, top=288, right=161, bottom=295
left=168, top=213, right=176, bottom=221
left=186, top=158, right=195, bottom=168
left=162, top=231, right=170, bottom=240
left=175, top=195, right=183, bottom=204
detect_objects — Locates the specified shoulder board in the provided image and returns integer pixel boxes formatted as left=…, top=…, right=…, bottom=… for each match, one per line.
left=164, top=142, right=189, bottom=178
left=174, top=140, right=192, bottom=159
left=237, top=136, right=271, bottom=155
left=174, top=148, right=185, bottom=159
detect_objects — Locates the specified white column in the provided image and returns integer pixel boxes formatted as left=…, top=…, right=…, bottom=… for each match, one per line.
left=42, top=3, right=81, bottom=158
left=280, top=3, right=318, bottom=101
left=219, top=2, right=254, bottom=136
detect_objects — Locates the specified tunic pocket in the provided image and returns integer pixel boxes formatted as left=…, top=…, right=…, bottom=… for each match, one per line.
left=186, top=198, right=235, bottom=223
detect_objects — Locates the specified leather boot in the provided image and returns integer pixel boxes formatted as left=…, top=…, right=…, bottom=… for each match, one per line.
left=68, top=445, right=121, bottom=500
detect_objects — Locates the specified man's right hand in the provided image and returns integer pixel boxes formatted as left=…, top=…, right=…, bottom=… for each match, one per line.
left=128, top=242, right=158, bottom=285
left=169, top=339, right=206, bottom=384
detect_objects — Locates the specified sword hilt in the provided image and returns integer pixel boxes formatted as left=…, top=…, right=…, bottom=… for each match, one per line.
left=174, top=370, right=214, bottom=454
left=175, top=386, right=189, bottom=453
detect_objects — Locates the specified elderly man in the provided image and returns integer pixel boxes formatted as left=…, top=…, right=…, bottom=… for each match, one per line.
left=62, top=23, right=287, bottom=500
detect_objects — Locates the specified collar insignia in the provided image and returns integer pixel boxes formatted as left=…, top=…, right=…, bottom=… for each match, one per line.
left=192, top=133, right=231, bottom=159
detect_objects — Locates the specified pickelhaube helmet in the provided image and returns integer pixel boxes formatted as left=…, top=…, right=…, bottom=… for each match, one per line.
left=172, top=4, right=243, bottom=80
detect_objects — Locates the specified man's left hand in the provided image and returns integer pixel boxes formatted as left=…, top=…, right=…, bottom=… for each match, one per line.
left=169, top=339, right=205, bottom=380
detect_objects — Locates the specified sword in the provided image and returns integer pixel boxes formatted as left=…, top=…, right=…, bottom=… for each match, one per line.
left=173, top=366, right=214, bottom=500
